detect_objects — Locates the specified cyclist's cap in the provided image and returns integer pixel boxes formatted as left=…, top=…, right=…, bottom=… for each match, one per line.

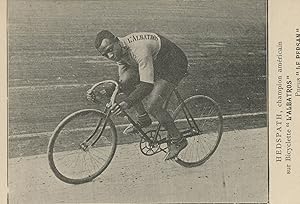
left=95, top=30, right=117, bottom=49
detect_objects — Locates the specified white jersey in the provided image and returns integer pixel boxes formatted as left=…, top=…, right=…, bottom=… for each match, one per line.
left=117, top=32, right=162, bottom=84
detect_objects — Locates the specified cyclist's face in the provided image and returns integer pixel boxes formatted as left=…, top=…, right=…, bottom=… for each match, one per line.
left=97, top=38, right=122, bottom=62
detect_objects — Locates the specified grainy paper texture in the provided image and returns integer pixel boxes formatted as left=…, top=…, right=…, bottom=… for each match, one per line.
left=1, top=0, right=298, bottom=203
left=269, top=0, right=300, bottom=203
left=1, top=0, right=8, bottom=203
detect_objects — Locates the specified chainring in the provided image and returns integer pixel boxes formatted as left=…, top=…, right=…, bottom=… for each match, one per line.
left=139, top=130, right=168, bottom=156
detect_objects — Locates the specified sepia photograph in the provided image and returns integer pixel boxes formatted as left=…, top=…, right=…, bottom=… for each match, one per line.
left=6, top=0, right=269, bottom=203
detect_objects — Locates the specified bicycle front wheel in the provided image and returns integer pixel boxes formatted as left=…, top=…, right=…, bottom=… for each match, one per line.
left=173, top=95, right=223, bottom=167
left=48, top=109, right=117, bottom=184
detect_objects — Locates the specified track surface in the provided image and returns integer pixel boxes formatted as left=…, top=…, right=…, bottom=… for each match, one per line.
left=9, top=128, right=268, bottom=203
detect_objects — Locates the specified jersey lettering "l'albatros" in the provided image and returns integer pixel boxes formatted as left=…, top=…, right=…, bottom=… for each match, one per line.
left=117, top=32, right=161, bottom=84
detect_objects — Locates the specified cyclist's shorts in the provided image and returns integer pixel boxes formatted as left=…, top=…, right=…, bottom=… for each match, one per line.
left=154, top=35, right=188, bottom=85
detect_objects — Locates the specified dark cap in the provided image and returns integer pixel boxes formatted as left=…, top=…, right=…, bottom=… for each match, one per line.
left=95, top=30, right=116, bottom=49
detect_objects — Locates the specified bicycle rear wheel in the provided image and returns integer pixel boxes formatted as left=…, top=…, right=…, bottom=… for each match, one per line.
left=172, top=95, right=223, bottom=167
left=48, top=109, right=117, bottom=184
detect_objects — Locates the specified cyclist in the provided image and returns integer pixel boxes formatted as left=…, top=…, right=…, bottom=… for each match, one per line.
left=89, top=30, right=188, bottom=160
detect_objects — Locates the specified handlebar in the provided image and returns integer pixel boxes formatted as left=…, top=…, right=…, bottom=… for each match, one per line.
left=87, top=80, right=119, bottom=105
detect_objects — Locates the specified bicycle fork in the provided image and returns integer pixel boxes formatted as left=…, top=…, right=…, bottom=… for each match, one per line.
left=79, top=107, right=112, bottom=151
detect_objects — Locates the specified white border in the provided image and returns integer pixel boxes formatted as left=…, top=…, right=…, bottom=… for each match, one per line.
left=269, top=0, right=300, bottom=203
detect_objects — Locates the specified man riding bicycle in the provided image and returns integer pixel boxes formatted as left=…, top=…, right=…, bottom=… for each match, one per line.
left=89, top=30, right=188, bottom=160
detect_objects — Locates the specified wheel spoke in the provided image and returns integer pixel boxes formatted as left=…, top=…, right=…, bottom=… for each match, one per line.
left=200, top=106, right=215, bottom=131
left=88, top=151, right=99, bottom=175
left=89, top=148, right=109, bottom=163
left=88, top=150, right=104, bottom=167
left=88, top=153, right=102, bottom=171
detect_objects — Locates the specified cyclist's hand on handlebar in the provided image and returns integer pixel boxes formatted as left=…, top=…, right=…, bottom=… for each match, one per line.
left=110, top=101, right=129, bottom=116
left=86, top=89, right=97, bottom=102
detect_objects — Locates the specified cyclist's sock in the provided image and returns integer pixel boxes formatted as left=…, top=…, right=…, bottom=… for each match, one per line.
left=123, top=113, right=152, bottom=135
left=136, top=113, right=152, bottom=127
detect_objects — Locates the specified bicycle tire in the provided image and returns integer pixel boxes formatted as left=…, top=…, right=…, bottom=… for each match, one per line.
left=48, top=109, right=117, bottom=184
left=172, top=95, right=223, bottom=167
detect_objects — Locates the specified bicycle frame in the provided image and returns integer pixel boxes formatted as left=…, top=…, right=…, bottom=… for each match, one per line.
left=82, top=80, right=201, bottom=148
left=142, top=89, right=201, bottom=146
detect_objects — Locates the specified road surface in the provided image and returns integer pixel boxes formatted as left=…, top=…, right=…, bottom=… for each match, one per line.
left=8, top=127, right=268, bottom=203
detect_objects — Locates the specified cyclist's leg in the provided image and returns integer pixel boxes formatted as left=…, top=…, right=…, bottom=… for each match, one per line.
left=146, top=79, right=181, bottom=139
left=149, top=37, right=189, bottom=159
left=146, top=79, right=187, bottom=160
left=119, top=66, right=152, bottom=133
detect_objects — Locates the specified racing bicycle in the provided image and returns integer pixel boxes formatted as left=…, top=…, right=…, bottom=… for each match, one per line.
left=47, top=80, right=223, bottom=184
